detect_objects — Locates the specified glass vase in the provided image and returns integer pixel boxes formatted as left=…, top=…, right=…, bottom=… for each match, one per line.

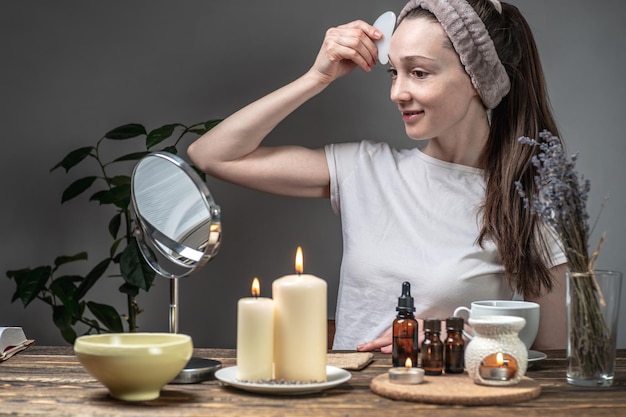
left=566, top=270, right=623, bottom=386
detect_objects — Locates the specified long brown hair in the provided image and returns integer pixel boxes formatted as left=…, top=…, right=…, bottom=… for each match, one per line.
left=473, top=0, right=561, bottom=299
left=404, top=1, right=562, bottom=298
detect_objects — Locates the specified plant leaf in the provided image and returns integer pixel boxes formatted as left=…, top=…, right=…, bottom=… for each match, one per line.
left=50, top=146, right=94, bottom=173
left=146, top=123, right=183, bottom=149
left=6, top=266, right=51, bottom=306
left=161, top=145, right=177, bottom=154
left=53, top=305, right=77, bottom=343
left=50, top=276, right=80, bottom=316
left=109, top=175, right=131, bottom=187
left=119, top=283, right=140, bottom=297
left=120, top=239, right=156, bottom=291
left=78, top=302, right=86, bottom=322
left=87, top=301, right=123, bottom=333
left=111, top=151, right=151, bottom=163
left=204, top=119, right=222, bottom=130
left=53, top=252, right=88, bottom=270
left=104, top=123, right=146, bottom=140
left=89, top=189, right=107, bottom=203
left=108, top=212, right=122, bottom=239
left=75, top=258, right=111, bottom=300
left=109, top=238, right=123, bottom=258
left=61, top=176, right=98, bottom=203
left=91, top=184, right=130, bottom=209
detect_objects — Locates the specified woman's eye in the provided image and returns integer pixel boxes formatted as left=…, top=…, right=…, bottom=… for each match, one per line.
left=387, top=68, right=398, bottom=79
left=412, top=70, right=427, bottom=78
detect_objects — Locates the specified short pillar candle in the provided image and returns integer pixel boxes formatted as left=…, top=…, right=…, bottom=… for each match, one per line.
left=236, top=277, right=274, bottom=381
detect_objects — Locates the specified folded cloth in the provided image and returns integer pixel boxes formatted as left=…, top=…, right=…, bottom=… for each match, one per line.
left=327, top=352, right=375, bottom=370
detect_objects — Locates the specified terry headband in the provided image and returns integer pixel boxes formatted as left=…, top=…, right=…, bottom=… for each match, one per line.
left=397, top=0, right=510, bottom=109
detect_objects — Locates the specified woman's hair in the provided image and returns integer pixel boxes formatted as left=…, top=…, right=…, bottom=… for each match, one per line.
left=404, top=1, right=562, bottom=299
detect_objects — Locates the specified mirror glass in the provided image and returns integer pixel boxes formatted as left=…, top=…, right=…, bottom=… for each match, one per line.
left=131, top=152, right=221, bottom=279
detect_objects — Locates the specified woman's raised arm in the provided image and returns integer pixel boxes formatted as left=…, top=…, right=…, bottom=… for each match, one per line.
left=187, top=20, right=382, bottom=198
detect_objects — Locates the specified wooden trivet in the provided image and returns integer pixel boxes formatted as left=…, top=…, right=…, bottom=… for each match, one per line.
left=327, top=352, right=374, bottom=371
left=370, top=373, right=541, bottom=406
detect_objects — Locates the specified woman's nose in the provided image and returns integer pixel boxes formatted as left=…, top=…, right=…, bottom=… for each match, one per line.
left=390, top=78, right=411, bottom=103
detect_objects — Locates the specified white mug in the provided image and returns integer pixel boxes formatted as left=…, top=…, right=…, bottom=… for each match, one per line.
left=453, top=300, right=540, bottom=350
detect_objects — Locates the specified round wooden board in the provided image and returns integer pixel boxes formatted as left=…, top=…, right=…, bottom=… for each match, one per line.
left=370, top=373, right=541, bottom=406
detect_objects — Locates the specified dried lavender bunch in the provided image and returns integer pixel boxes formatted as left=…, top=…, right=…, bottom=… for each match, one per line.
left=516, top=130, right=611, bottom=378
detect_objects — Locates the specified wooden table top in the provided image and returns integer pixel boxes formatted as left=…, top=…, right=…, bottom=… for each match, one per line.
left=1, top=346, right=625, bottom=416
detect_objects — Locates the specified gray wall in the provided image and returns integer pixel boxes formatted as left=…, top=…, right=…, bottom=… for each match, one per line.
left=2, top=1, right=625, bottom=349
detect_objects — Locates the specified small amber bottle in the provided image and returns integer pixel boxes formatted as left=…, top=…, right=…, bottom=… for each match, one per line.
left=392, top=281, right=418, bottom=368
left=444, top=317, right=465, bottom=374
left=421, top=318, right=443, bottom=375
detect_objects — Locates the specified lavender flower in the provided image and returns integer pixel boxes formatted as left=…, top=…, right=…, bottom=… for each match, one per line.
left=517, top=130, right=610, bottom=381
left=516, top=131, right=592, bottom=272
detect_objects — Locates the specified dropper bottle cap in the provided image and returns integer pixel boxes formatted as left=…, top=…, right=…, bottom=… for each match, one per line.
left=396, top=281, right=415, bottom=312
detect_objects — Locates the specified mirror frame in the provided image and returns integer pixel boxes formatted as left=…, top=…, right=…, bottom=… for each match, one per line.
left=130, top=151, right=221, bottom=279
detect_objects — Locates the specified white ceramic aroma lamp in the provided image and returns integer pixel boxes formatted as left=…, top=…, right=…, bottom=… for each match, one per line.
left=464, top=315, right=528, bottom=386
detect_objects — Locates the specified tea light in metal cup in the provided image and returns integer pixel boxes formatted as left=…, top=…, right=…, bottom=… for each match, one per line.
left=479, top=352, right=517, bottom=383
left=388, top=357, right=425, bottom=385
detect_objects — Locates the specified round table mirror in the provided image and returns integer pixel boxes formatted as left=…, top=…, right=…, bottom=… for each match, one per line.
left=131, top=151, right=222, bottom=383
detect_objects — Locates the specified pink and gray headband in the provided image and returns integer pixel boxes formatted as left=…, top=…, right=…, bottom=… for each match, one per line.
left=398, top=0, right=510, bottom=109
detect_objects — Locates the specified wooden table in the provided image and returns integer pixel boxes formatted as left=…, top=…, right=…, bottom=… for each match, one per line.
left=1, top=347, right=624, bottom=416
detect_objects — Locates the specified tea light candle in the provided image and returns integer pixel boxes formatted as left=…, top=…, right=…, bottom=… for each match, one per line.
left=236, top=277, right=274, bottom=381
left=389, top=358, right=425, bottom=384
left=478, top=352, right=517, bottom=382
left=273, top=247, right=327, bottom=382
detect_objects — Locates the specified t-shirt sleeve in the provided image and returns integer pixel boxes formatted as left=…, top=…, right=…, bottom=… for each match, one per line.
left=324, top=142, right=363, bottom=215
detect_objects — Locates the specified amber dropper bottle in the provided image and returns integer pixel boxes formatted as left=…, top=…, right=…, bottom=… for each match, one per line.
left=392, top=281, right=418, bottom=367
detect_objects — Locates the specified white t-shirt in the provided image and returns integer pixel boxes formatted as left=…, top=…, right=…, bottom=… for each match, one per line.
left=325, top=141, right=566, bottom=350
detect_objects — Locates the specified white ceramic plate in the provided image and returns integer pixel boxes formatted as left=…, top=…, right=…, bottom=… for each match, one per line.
left=215, top=366, right=351, bottom=395
left=372, top=11, right=396, bottom=65
left=528, top=350, right=547, bottom=362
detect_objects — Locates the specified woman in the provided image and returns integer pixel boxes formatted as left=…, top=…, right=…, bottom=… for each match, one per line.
left=188, top=0, right=567, bottom=351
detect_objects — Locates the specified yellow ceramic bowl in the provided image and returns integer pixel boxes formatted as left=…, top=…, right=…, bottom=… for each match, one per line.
left=74, top=333, right=193, bottom=401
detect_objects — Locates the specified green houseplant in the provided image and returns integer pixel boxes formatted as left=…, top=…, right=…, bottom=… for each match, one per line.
left=6, top=120, right=220, bottom=343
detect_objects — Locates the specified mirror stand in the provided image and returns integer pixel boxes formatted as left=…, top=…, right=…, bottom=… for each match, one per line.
left=169, top=279, right=221, bottom=384
left=170, top=278, right=178, bottom=333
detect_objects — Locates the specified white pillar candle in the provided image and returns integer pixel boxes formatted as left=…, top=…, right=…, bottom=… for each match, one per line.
left=273, top=247, right=327, bottom=382
left=236, top=277, right=274, bottom=381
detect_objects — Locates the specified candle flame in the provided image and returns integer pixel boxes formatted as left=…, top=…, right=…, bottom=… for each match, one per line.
left=251, top=277, right=260, bottom=297
left=405, top=357, right=412, bottom=368
left=295, top=246, right=303, bottom=274
left=496, top=352, right=504, bottom=366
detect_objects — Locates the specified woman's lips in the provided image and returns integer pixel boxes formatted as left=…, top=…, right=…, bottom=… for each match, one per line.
left=401, top=110, right=424, bottom=123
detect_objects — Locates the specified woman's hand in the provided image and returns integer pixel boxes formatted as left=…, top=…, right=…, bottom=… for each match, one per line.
left=308, top=20, right=382, bottom=85
left=357, top=326, right=393, bottom=353
left=356, top=318, right=428, bottom=354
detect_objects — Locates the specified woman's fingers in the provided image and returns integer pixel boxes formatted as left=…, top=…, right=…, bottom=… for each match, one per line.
left=327, top=21, right=381, bottom=65
left=312, top=20, right=382, bottom=81
left=356, top=326, right=392, bottom=352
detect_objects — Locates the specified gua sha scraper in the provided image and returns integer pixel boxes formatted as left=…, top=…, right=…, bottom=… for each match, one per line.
left=372, top=11, right=396, bottom=65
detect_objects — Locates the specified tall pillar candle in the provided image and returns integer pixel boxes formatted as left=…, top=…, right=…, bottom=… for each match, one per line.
left=236, top=277, right=274, bottom=381
left=273, top=247, right=327, bottom=382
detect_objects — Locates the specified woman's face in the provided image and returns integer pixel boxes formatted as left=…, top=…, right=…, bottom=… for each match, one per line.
left=388, top=16, right=481, bottom=141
